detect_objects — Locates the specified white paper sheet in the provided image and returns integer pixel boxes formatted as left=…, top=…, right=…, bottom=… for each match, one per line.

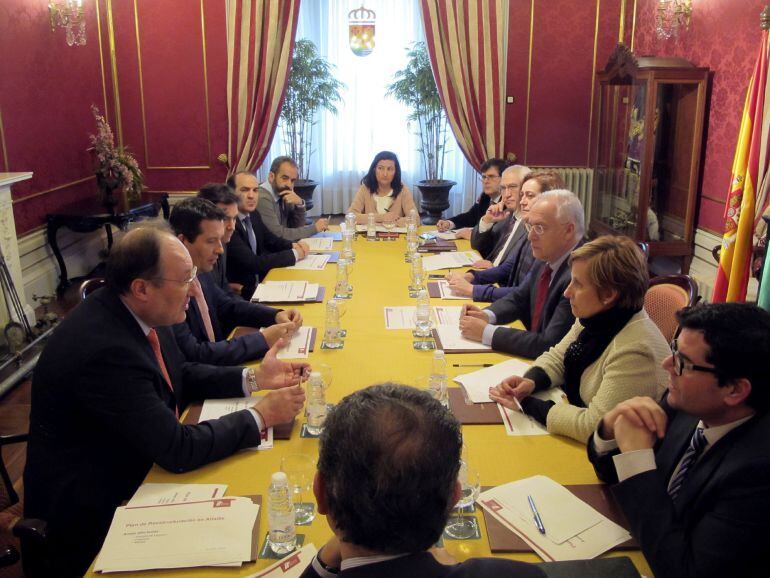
left=498, top=388, right=566, bottom=436
left=477, top=476, right=630, bottom=561
left=434, top=325, right=491, bottom=351
left=94, top=497, right=259, bottom=572
left=436, top=231, right=458, bottom=240
left=422, top=251, right=482, bottom=271
left=437, top=279, right=470, bottom=300
left=198, top=398, right=273, bottom=450
left=453, top=358, right=533, bottom=403
left=300, top=237, right=334, bottom=251
left=244, top=543, right=318, bottom=578
left=127, top=484, right=228, bottom=508
left=287, top=254, right=330, bottom=270
left=355, top=224, right=408, bottom=233
left=276, top=326, right=315, bottom=359
left=383, top=306, right=462, bottom=330
left=252, top=281, right=319, bottom=302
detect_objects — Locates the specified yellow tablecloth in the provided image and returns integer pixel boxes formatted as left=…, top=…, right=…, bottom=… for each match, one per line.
left=86, top=228, right=652, bottom=577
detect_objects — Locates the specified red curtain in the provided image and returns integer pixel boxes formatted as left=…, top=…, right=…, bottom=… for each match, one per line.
left=420, top=0, right=506, bottom=171
left=225, top=0, right=301, bottom=175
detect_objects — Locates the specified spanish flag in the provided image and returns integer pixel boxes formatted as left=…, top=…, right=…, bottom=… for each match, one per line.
left=713, top=30, right=769, bottom=302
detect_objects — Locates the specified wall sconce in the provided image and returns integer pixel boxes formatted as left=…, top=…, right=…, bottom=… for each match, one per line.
left=49, top=0, right=86, bottom=46
left=655, top=0, right=692, bottom=39
left=349, top=5, right=376, bottom=57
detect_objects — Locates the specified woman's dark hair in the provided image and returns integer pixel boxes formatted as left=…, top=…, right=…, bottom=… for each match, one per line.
left=361, top=151, right=403, bottom=197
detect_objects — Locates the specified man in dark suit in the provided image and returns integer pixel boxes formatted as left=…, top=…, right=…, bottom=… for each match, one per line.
left=587, top=303, right=770, bottom=578
left=170, top=197, right=303, bottom=365
left=435, top=158, right=508, bottom=240
left=469, top=164, right=529, bottom=264
left=226, top=171, right=310, bottom=299
left=22, top=227, right=307, bottom=577
left=459, top=190, right=583, bottom=359
left=197, top=182, right=239, bottom=294
left=300, top=384, right=544, bottom=578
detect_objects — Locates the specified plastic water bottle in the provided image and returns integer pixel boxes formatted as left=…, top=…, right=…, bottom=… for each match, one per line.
left=268, top=471, right=297, bottom=555
left=408, top=208, right=418, bottom=228
left=366, top=213, right=377, bottom=240
left=334, top=260, right=350, bottom=298
left=306, top=371, right=328, bottom=435
left=429, top=350, right=449, bottom=407
left=342, top=229, right=355, bottom=261
left=345, top=211, right=357, bottom=232
left=323, top=300, right=343, bottom=349
left=405, top=223, right=418, bottom=261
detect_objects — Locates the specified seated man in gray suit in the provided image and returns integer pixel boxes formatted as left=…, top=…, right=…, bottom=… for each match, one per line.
left=459, top=190, right=583, bottom=359
left=588, top=303, right=770, bottom=578
left=256, top=156, right=328, bottom=241
left=301, top=383, right=544, bottom=578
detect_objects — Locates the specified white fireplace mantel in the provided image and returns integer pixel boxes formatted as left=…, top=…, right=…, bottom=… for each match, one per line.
left=0, top=172, right=36, bottom=328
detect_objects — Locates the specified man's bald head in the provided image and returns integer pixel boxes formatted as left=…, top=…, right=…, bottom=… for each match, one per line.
left=106, top=226, right=176, bottom=295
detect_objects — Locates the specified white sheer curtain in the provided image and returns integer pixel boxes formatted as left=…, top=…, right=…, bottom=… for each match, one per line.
left=260, top=0, right=478, bottom=217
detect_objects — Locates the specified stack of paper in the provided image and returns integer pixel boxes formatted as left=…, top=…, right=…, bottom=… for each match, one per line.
left=199, top=397, right=274, bottom=450
left=252, top=281, right=319, bottom=302
left=127, top=483, right=228, bottom=507
left=478, top=476, right=631, bottom=561
left=453, top=359, right=533, bottom=403
left=436, top=231, right=458, bottom=240
left=422, top=251, right=481, bottom=271
left=383, top=306, right=462, bottom=330
left=355, top=224, right=408, bottom=233
left=244, top=544, right=317, bottom=578
left=94, top=494, right=260, bottom=572
left=275, top=326, right=315, bottom=359
left=300, top=237, right=334, bottom=251
left=288, top=254, right=330, bottom=270
left=312, top=231, right=342, bottom=240
left=433, top=325, right=491, bottom=351
left=498, top=388, right=566, bottom=436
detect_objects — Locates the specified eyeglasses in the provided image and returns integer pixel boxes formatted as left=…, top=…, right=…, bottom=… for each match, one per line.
left=500, top=184, right=521, bottom=192
left=150, top=266, right=198, bottom=287
left=480, top=174, right=501, bottom=181
left=669, top=338, right=718, bottom=376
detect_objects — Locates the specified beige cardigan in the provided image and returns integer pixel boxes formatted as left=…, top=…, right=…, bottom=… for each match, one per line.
left=533, top=310, right=669, bottom=443
left=348, top=184, right=417, bottom=225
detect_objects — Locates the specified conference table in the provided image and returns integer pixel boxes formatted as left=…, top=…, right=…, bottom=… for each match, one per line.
left=86, top=227, right=652, bottom=577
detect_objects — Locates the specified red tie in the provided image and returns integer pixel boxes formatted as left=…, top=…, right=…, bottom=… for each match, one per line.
left=147, top=328, right=178, bottom=417
left=530, top=265, right=552, bottom=331
left=190, top=278, right=216, bottom=342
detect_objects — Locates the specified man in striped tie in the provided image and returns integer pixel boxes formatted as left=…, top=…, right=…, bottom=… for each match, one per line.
left=588, top=302, right=770, bottom=578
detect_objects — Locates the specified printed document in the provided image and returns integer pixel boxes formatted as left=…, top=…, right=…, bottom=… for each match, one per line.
left=422, top=251, right=482, bottom=271
left=300, top=237, right=334, bottom=251
left=252, top=281, right=319, bottom=302
left=127, top=484, right=228, bottom=508
left=244, top=543, right=318, bottom=578
left=198, top=398, right=273, bottom=450
left=437, top=279, right=470, bottom=300
left=288, top=254, right=330, bottom=270
left=478, top=476, right=631, bottom=561
left=453, top=358, right=533, bottom=403
left=94, top=496, right=259, bottom=572
left=434, top=325, right=491, bottom=351
left=276, top=326, right=315, bottom=359
left=384, top=306, right=462, bottom=330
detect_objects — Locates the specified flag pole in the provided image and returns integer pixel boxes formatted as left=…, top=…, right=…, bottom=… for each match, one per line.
left=763, top=6, right=770, bottom=30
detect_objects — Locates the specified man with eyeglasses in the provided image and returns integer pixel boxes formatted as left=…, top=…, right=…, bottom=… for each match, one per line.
left=459, top=190, right=583, bottom=359
left=436, top=158, right=507, bottom=240
left=23, top=227, right=307, bottom=577
left=587, top=302, right=770, bottom=578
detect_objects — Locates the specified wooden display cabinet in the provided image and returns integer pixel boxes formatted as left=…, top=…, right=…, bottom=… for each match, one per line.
left=590, top=44, right=709, bottom=274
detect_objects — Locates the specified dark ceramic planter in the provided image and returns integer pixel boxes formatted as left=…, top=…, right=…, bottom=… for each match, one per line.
left=416, top=179, right=456, bottom=225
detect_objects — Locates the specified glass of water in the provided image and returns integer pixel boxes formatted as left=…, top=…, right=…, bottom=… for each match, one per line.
left=280, top=454, right=317, bottom=525
left=412, top=290, right=435, bottom=349
left=444, top=460, right=481, bottom=539
left=409, top=255, right=425, bottom=296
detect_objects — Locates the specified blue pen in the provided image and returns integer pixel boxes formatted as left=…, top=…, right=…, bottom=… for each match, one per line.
left=527, top=495, right=546, bottom=534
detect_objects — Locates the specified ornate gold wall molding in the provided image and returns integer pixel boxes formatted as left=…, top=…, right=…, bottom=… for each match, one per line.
left=12, top=176, right=95, bottom=205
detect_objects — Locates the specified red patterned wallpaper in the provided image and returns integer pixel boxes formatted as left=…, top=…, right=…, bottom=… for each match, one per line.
left=634, top=0, right=768, bottom=233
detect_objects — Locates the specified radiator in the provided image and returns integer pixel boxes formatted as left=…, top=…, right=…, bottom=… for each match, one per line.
left=531, top=167, right=593, bottom=225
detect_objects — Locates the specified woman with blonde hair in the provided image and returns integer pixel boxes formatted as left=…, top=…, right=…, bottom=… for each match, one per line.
left=490, top=235, right=669, bottom=442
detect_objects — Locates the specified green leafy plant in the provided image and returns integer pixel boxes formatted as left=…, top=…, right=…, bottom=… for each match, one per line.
left=280, top=39, right=345, bottom=180
left=387, top=41, right=450, bottom=182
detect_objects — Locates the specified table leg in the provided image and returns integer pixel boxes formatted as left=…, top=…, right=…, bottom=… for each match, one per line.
left=46, top=219, right=70, bottom=295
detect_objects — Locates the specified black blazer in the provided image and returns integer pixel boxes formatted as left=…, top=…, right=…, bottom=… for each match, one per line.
left=588, top=397, right=770, bottom=578
left=485, top=255, right=576, bottom=359
left=300, top=551, right=544, bottom=578
left=226, top=210, right=296, bottom=299
left=470, top=214, right=521, bottom=262
left=447, top=192, right=493, bottom=229
left=23, top=288, right=261, bottom=576
left=172, top=271, right=280, bottom=365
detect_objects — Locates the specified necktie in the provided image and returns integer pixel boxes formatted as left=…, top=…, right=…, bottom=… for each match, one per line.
left=190, top=278, right=216, bottom=342
left=493, top=217, right=519, bottom=267
left=668, top=427, right=707, bottom=501
left=244, top=214, right=257, bottom=253
left=147, top=328, right=178, bottom=417
left=530, top=265, right=552, bottom=331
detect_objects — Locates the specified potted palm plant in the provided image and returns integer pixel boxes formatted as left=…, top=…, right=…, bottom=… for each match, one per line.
left=387, top=41, right=455, bottom=224
left=279, top=39, right=344, bottom=211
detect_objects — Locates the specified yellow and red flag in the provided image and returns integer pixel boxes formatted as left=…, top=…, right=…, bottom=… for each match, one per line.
left=714, top=30, right=770, bottom=302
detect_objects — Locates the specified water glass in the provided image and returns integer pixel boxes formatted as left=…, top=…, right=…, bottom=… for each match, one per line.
left=345, top=211, right=357, bottom=232
left=409, top=255, right=425, bottom=296
left=342, top=229, right=356, bottom=261
left=444, top=460, right=481, bottom=539
left=280, top=454, right=317, bottom=525
left=366, top=213, right=377, bottom=240
left=334, top=260, right=351, bottom=298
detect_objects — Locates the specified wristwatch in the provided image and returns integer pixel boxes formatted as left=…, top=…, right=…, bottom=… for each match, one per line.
left=246, top=368, right=260, bottom=393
